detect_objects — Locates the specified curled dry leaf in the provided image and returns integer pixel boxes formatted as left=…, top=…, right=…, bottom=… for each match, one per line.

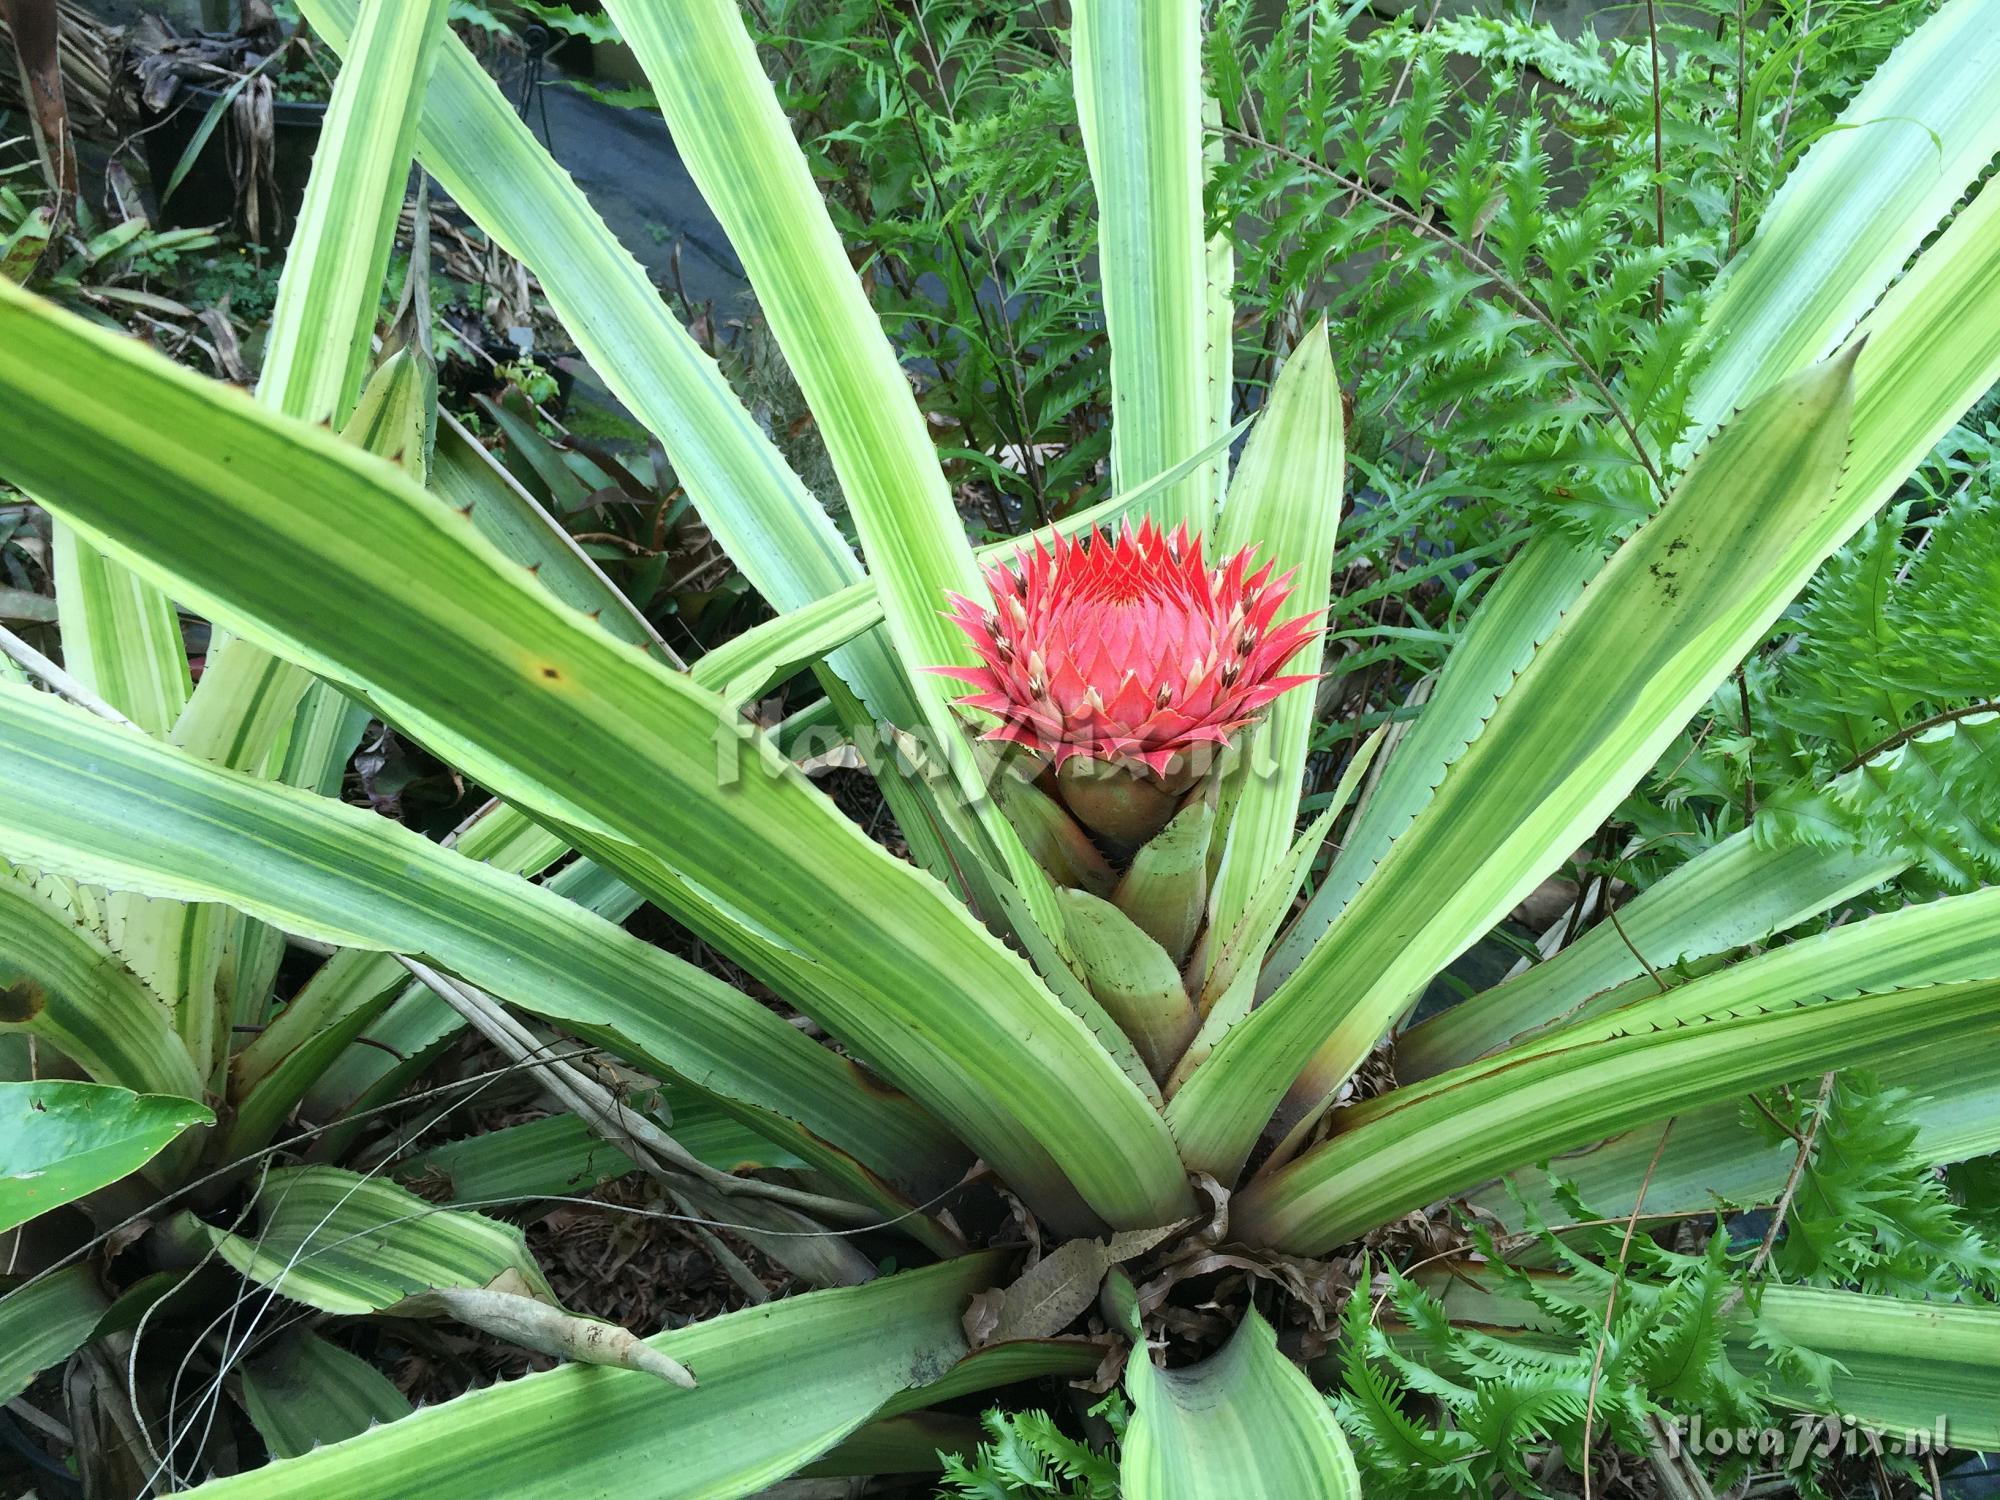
left=403, top=1272, right=696, bottom=1389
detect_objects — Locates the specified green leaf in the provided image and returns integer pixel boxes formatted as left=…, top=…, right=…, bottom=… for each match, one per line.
left=1235, top=979, right=2000, bottom=1255
left=0, top=1079, right=209, bottom=1231
left=234, top=832, right=641, bottom=1160
left=295, top=0, right=902, bottom=725
left=185, top=1165, right=554, bottom=1317
left=0, top=1264, right=109, bottom=1403
left=1436, top=1268, right=2000, bottom=1454
left=397, top=1105, right=803, bottom=1204
left=1057, top=888, right=1199, bottom=1081
left=992, top=752, right=1118, bottom=899
left=179, top=1254, right=1003, bottom=1500
left=1745, top=1287, right=2000, bottom=1450
left=260, top=0, right=449, bottom=428
left=50, top=520, right=189, bottom=736
left=0, top=866, right=203, bottom=1099
left=341, top=344, right=436, bottom=487
left=0, top=282, right=1191, bottom=1233
left=808, top=1411, right=982, bottom=1479
left=0, top=681, right=955, bottom=1210
left=1271, top=0, right=2000, bottom=995
left=242, top=1330, right=415, bottom=1460
left=1173, top=352, right=1860, bottom=1179
left=1205, top=320, right=1344, bottom=970
left=1476, top=879, right=2000, bottom=1143
left=1122, top=1307, right=1360, bottom=1499
left=1196, top=726, right=1384, bottom=1017
left=688, top=583, right=879, bottom=711
left=1398, top=829, right=1910, bottom=1077
left=1839, top=175, right=2000, bottom=543
left=154, top=0, right=454, bottom=1069
left=1475, top=1016, right=2000, bottom=1233
left=170, top=0, right=449, bottom=778
left=1114, top=798, right=1214, bottom=968
left=1261, top=533, right=1602, bottom=993
left=1683, top=0, right=2000, bottom=450
left=0, top=586, right=56, bottom=624
left=597, top=0, right=1079, bottom=945
left=879, top=1337, right=1110, bottom=1419
left=432, top=415, right=669, bottom=660
left=395, top=1114, right=636, bottom=1204
left=1072, top=0, right=1216, bottom=531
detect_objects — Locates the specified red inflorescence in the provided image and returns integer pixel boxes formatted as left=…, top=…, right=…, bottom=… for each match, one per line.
left=933, top=518, right=1319, bottom=776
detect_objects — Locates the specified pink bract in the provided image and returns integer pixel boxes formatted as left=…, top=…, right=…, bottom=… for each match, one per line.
left=932, top=518, right=1319, bottom=776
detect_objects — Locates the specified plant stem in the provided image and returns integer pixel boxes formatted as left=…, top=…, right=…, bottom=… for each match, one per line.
left=1736, top=664, right=1756, bottom=820
left=1580, top=1117, right=1674, bottom=1500
left=1645, top=0, right=1667, bottom=317
left=1837, top=699, right=2000, bottom=773
left=1729, top=0, right=1748, bottom=254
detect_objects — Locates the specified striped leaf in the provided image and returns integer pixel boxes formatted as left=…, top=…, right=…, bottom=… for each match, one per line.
left=242, top=1331, right=415, bottom=1460
left=432, top=415, right=669, bottom=659
left=1745, top=1287, right=2000, bottom=1449
left=1260, top=534, right=1601, bottom=992
left=1397, top=829, right=1910, bottom=1077
left=1683, top=0, right=2000, bottom=448
left=1234, top=979, right=2000, bottom=1255
left=0, top=281, right=1191, bottom=1232
left=397, top=1115, right=640, bottom=1205
left=0, top=681, right=954, bottom=1209
left=1433, top=1270, right=2000, bottom=1453
left=293, top=0, right=871, bottom=685
left=258, top=0, right=448, bottom=428
left=1205, top=320, right=1343, bottom=969
left=1172, top=353, right=1858, bottom=1178
left=142, top=6, right=448, bottom=1085
left=598, top=0, right=1085, bottom=947
left=1072, top=0, right=1215, bottom=532
left=1371, top=885, right=2000, bottom=1129
left=0, top=866, right=202, bottom=1099
left=1122, top=1306, right=1359, bottom=1499
left=1267, top=0, right=2000, bottom=995
left=180, top=1254, right=1003, bottom=1500
left=0, top=1264, right=109, bottom=1404
left=187, top=1166, right=552, bottom=1316
left=49, top=521, right=188, bottom=736
left=1473, top=1019, right=2000, bottom=1233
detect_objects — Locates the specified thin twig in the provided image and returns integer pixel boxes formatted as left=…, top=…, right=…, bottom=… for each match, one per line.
left=1729, top=0, right=1748, bottom=253
left=1736, top=666, right=1757, bottom=821
left=1745, top=1071, right=1836, bottom=1284
left=1217, top=124, right=1670, bottom=503
left=0, top=623, right=145, bottom=729
left=399, top=960, right=872, bottom=1226
left=1838, top=699, right=2000, bottom=773
left=1581, top=1117, right=1675, bottom=1500
left=1744, top=1090, right=1807, bottom=1145
left=1644, top=0, right=1667, bottom=317
left=1770, top=0, right=1812, bottom=170
left=1605, top=903, right=1667, bottom=994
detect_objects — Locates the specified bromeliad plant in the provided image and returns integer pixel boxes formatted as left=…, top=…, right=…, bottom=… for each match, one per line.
left=2, top=0, right=2000, bottom=1495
